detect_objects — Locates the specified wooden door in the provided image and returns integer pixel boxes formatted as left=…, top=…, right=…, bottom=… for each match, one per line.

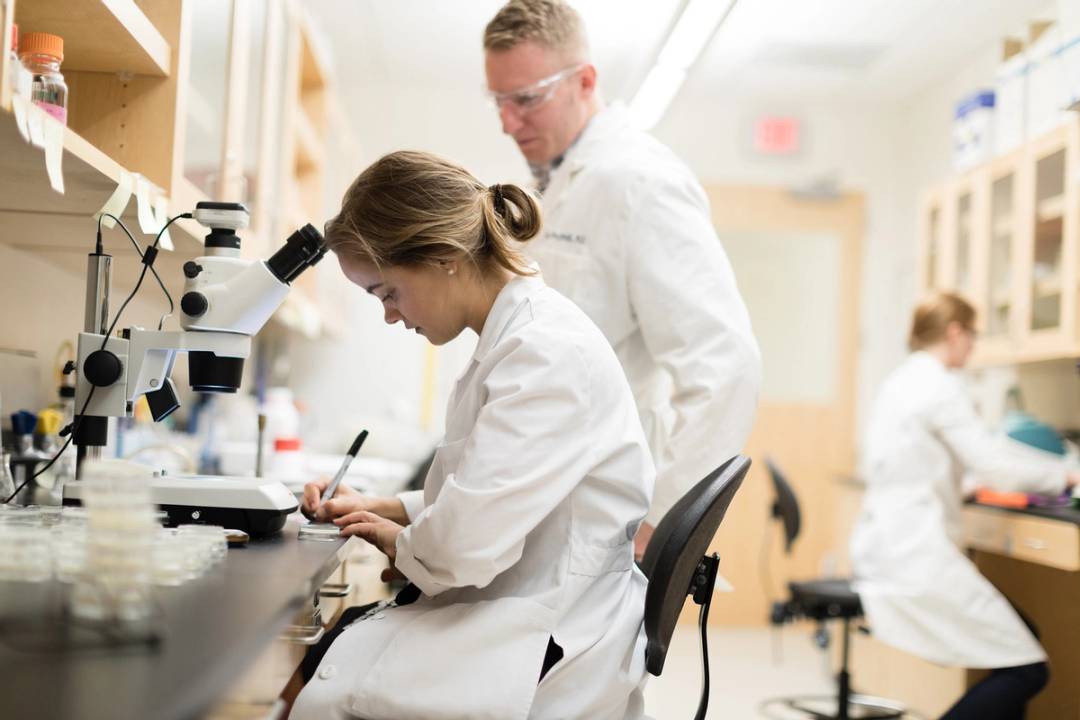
left=693, top=185, right=864, bottom=626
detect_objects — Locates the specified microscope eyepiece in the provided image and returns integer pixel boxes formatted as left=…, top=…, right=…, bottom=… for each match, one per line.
left=266, top=224, right=327, bottom=284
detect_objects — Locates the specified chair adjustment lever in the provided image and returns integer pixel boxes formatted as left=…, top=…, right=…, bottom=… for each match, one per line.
left=689, top=553, right=720, bottom=605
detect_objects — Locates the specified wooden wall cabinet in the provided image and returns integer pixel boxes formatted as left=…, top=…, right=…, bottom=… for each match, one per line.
left=918, top=117, right=1080, bottom=366
left=978, top=151, right=1024, bottom=362
left=0, top=0, right=350, bottom=336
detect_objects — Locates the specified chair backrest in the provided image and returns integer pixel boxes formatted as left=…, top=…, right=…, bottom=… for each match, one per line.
left=765, top=456, right=801, bottom=555
left=640, top=455, right=751, bottom=676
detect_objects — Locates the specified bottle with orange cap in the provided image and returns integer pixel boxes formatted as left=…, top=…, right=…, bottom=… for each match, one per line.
left=18, top=31, right=67, bottom=124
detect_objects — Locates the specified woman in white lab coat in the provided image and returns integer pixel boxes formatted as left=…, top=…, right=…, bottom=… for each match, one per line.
left=287, top=150, right=654, bottom=720
left=850, top=292, right=1079, bottom=719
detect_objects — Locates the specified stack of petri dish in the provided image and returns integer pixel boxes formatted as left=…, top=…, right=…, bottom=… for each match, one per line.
left=0, top=466, right=235, bottom=603
left=70, top=460, right=158, bottom=623
left=177, top=524, right=228, bottom=566
left=149, top=524, right=227, bottom=585
left=0, top=522, right=52, bottom=582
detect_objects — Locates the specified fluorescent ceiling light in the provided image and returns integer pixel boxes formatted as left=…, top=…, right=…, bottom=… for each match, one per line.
left=628, top=65, right=686, bottom=132
left=658, top=0, right=736, bottom=70
left=629, top=0, right=737, bottom=130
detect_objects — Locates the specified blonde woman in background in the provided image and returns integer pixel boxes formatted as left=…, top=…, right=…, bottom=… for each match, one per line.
left=851, top=292, right=1080, bottom=719
left=287, top=150, right=653, bottom=720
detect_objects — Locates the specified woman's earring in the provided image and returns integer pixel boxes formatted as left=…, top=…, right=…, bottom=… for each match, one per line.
left=447, top=266, right=456, bottom=276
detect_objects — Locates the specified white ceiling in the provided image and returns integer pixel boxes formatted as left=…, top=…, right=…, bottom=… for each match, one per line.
left=306, top=0, right=1057, bottom=109
left=304, top=0, right=683, bottom=101
left=689, top=0, right=1055, bottom=102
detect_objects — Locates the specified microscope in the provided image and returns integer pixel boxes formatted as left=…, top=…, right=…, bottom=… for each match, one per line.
left=63, top=202, right=326, bottom=535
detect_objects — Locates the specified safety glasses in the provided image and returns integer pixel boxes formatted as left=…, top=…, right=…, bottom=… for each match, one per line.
left=487, top=64, right=586, bottom=114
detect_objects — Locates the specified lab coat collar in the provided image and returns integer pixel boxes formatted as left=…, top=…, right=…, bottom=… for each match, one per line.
left=910, top=350, right=951, bottom=374
left=910, top=350, right=940, bottom=367
left=472, top=270, right=545, bottom=362
left=564, top=102, right=631, bottom=170
left=542, top=102, right=631, bottom=211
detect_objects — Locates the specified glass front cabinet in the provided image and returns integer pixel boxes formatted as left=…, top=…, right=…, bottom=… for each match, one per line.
left=918, top=117, right=1080, bottom=365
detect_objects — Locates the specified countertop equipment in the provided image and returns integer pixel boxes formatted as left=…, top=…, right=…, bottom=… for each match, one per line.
left=60, top=202, right=327, bottom=535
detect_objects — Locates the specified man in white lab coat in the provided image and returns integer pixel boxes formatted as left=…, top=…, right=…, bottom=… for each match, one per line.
left=483, top=0, right=761, bottom=554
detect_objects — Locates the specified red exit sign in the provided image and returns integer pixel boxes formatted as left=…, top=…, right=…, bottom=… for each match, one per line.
left=753, top=116, right=801, bottom=155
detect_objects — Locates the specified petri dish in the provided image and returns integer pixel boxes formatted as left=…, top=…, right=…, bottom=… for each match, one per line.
left=298, top=523, right=342, bottom=542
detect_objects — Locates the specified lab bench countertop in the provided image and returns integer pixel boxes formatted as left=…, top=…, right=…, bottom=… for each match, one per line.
left=0, top=518, right=356, bottom=720
left=967, top=500, right=1080, bottom=525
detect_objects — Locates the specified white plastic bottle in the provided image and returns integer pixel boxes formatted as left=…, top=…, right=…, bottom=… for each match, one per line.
left=263, top=387, right=303, bottom=480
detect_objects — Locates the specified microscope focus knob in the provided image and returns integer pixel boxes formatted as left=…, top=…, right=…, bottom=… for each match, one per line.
left=84, top=350, right=122, bottom=387
left=181, top=291, right=209, bottom=317
left=183, top=261, right=203, bottom=279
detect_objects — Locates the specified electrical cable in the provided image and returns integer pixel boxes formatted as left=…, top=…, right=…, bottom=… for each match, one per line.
left=3, top=212, right=193, bottom=503
left=97, top=213, right=174, bottom=330
left=97, top=212, right=191, bottom=350
left=695, top=593, right=713, bottom=720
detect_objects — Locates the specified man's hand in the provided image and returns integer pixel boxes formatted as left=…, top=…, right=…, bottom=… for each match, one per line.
left=336, top=511, right=405, bottom=563
left=634, top=521, right=655, bottom=562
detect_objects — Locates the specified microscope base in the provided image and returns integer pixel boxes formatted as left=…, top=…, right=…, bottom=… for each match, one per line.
left=64, top=475, right=299, bottom=537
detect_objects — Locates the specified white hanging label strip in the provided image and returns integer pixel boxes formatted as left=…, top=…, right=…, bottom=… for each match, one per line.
left=26, top=102, right=45, bottom=148
left=94, top=170, right=134, bottom=228
left=133, top=174, right=158, bottom=235
left=11, top=62, right=32, bottom=142
left=43, top=116, right=64, bottom=194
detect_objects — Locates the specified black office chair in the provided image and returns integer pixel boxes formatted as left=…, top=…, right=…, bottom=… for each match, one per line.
left=639, top=454, right=751, bottom=720
left=763, top=456, right=907, bottom=720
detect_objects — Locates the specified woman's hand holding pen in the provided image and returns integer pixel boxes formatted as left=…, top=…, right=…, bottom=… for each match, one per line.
left=302, top=478, right=410, bottom=525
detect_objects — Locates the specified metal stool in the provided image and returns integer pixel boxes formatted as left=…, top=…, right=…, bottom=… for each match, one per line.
left=762, top=457, right=909, bottom=720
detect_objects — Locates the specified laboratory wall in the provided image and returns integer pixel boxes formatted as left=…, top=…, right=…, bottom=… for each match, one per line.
left=0, top=243, right=174, bottom=422
left=658, top=0, right=1063, bottom=451
left=289, top=0, right=1072, bottom=491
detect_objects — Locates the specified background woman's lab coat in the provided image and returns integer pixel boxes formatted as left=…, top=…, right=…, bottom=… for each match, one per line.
left=291, top=275, right=654, bottom=720
left=851, top=351, right=1070, bottom=668
left=527, top=102, right=761, bottom=528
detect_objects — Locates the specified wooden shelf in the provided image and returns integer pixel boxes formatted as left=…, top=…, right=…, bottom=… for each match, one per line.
left=0, top=106, right=203, bottom=291
left=297, top=12, right=330, bottom=92
left=1035, top=214, right=1064, bottom=245
left=293, top=107, right=323, bottom=175
left=1037, top=194, right=1066, bottom=222
left=1032, top=276, right=1062, bottom=298
left=270, top=287, right=322, bottom=338
left=15, top=0, right=170, bottom=77
left=990, top=292, right=1011, bottom=307
left=992, top=217, right=1014, bottom=237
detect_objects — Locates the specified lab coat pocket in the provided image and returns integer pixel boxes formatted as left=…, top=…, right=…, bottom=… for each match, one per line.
left=423, top=438, right=467, bottom=506
left=348, top=597, right=556, bottom=720
left=569, top=536, right=634, bottom=577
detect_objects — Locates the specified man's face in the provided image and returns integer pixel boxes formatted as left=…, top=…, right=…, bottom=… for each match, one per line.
left=484, top=41, right=594, bottom=166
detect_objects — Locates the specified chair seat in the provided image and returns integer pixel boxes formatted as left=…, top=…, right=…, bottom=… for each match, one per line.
left=789, top=578, right=862, bottom=620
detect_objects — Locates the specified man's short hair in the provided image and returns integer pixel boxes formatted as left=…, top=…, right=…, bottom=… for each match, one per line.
left=483, top=0, right=588, bottom=59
